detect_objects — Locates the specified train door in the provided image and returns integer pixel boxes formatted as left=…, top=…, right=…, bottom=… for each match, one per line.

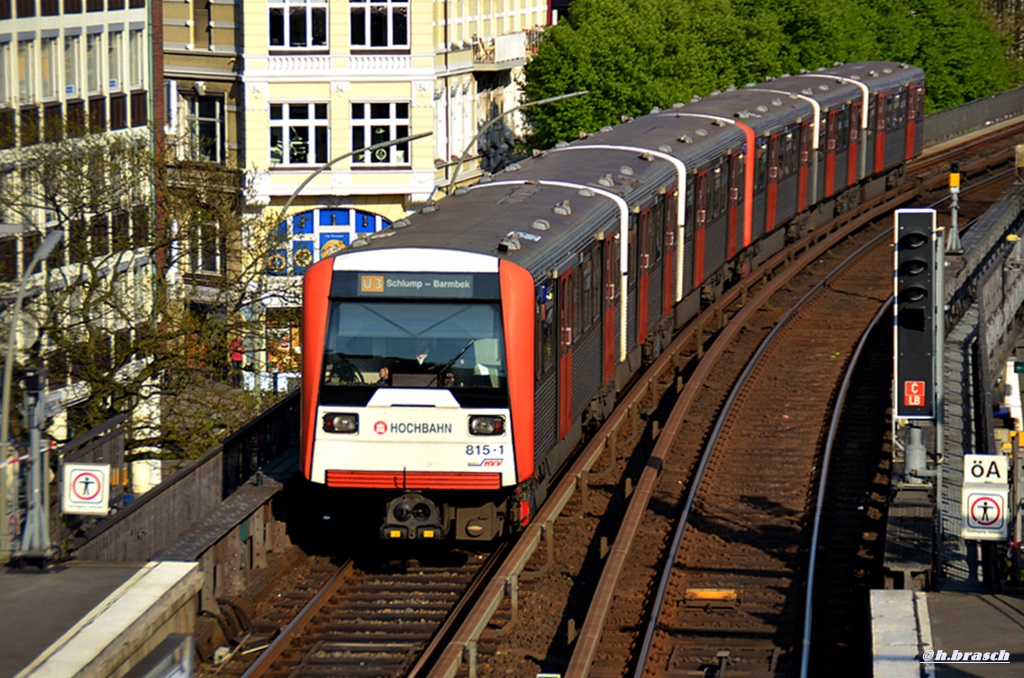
left=637, top=207, right=653, bottom=346
left=906, top=84, right=919, bottom=161
left=874, top=93, right=887, bottom=173
left=602, top=236, right=617, bottom=382
left=798, top=121, right=812, bottom=212
left=694, top=170, right=709, bottom=286
left=766, top=134, right=780, bottom=232
left=825, top=109, right=838, bottom=197
left=558, top=269, right=574, bottom=439
left=728, top=153, right=741, bottom=257
left=849, top=100, right=862, bottom=183
left=663, top=189, right=678, bottom=318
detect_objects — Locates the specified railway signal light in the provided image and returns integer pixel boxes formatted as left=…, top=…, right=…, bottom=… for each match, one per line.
left=894, top=209, right=937, bottom=419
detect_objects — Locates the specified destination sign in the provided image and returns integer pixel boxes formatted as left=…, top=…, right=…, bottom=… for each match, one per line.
left=356, top=273, right=477, bottom=298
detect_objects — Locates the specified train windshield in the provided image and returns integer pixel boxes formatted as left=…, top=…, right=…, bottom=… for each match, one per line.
left=322, top=300, right=506, bottom=390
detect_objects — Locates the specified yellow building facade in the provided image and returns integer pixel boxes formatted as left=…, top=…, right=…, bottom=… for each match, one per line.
left=242, top=0, right=549, bottom=268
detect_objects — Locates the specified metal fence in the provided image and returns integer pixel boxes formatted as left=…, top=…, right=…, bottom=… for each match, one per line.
left=72, top=391, right=299, bottom=562
left=924, top=86, right=1024, bottom=147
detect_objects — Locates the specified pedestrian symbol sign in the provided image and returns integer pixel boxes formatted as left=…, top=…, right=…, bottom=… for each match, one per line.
left=62, top=463, right=111, bottom=516
left=961, top=488, right=1008, bottom=540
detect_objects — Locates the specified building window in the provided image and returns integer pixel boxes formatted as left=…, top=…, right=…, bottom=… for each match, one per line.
left=0, top=237, right=16, bottom=282
left=86, top=33, right=101, bottom=93
left=110, top=92, right=127, bottom=129
left=128, top=29, right=143, bottom=89
left=20, top=105, right=40, bottom=144
left=0, top=42, right=9, bottom=106
left=191, top=222, right=220, bottom=274
left=130, top=90, right=147, bottom=127
left=351, top=102, right=409, bottom=165
left=269, top=0, right=327, bottom=50
left=186, top=95, right=223, bottom=162
left=108, top=32, right=122, bottom=91
left=17, top=40, right=33, bottom=103
left=65, top=35, right=80, bottom=97
left=270, top=102, right=328, bottom=166
left=350, top=0, right=409, bottom=49
left=41, top=37, right=58, bottom=100
left=91, top=214, right=109, bottom=257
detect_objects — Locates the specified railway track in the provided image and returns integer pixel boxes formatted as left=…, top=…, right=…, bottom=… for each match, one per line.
left=205, top=546, right=502, bottom=677
left=199, top=120, right=1024, bottom=678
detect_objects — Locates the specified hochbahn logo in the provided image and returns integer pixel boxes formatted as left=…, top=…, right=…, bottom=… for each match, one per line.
left=373, top=421, right=454, bottom=435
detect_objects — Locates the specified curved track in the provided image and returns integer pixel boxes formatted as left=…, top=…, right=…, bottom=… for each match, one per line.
left=198, top=121, right=1024, bottom=678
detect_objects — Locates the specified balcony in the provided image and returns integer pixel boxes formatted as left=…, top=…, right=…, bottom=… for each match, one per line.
left=472, top=29, right=542, bottom=70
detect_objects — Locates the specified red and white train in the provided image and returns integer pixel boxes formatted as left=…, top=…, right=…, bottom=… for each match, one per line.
left=301, top=61, right=925, bottom=540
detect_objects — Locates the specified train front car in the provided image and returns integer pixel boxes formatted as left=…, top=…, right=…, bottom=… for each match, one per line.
left=301, top=248, right=535, bottom=541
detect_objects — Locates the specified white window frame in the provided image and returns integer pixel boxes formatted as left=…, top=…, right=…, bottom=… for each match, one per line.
left=192, top=221, right=221, bottom=274
left=186, top=95, right=224, bottom=163
left=64, top=35, right=80, bottom=97
left=17, top=39, right=34, bottom=103
left=268, top=0, right=328, bottom=51
left=129, top=29, right=144, bottom=89
left=350, top=0, right=409, bottom=49
left=86, top=33, right=101, bottom=94
left=269, top=102, right=330, bottom=166
left=41, top=37, right=58, bottom=101
left=351, top=101, right=410, bottom=166
left=108, top=31, right=122, bottom=92
left=0, top=42, right=10, bottom=106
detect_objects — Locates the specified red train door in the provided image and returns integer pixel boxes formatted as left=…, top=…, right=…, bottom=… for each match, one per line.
left=637, top=207, right=652, bottom=345
left=798, top=122, right=811, bottom=212
left=558, top=269, right=574, bottom=439
left=727, top=153, right=741, bottom=258
left=825, top=109, right=838, bottom=197
left=906, top=84, right=919, bottom=160
left=766, top=134, right=780, bottom=232
left=663, top=189, right=678, bottom=318
left=694, top=171, right=708, bottom=286
left=602, top=236, right=617, bottom=382
left=849, top=101, right=861, bottom=184
left=874, top=93, right=887, bottom=173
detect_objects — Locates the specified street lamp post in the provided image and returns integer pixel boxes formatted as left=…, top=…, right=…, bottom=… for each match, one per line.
left=446, top=90, right=588, bottom=192
left=1, top=228, right=65, bottom=561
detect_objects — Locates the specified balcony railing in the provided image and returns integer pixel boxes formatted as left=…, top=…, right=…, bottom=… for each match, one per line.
left=473, top=28, right=542, bottom=65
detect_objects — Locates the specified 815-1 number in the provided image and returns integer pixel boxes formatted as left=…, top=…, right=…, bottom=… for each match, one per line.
left=466, top=444, right=505, bottom=455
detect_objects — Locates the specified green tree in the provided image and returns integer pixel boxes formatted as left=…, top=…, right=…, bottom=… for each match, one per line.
left=523, top=0, right=1022, bottom=146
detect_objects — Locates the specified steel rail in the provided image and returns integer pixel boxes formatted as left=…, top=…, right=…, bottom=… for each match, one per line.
left=799, top=297, right=893, bottom=677
left=240, top=560, right=353, bottom=677
left=632, top=225, right=890, bottom=675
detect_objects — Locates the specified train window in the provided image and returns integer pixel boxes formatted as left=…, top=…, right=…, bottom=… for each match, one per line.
left=780, top=130, right=798, bottom=178
left=628, top=215, right=639, bottom=284
left=837, top=106, right=849, bottom=152
left=686, top=176, right=696, bottom=225
left=578, top=244, right=599, bottom=333
left=322, top=300, right=506, bottom=389
left=537, top=281, right=556, bottom=378
left=712, top=165, right=727, bottom=218
left=754, top=138, right=768, bottom=190
left=652, top=199, right=664, bottom=261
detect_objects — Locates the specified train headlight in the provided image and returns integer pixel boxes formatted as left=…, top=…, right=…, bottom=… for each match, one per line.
left=322, top=412, right=358, bottom=433
left=469, top=415, right=505, bottom=436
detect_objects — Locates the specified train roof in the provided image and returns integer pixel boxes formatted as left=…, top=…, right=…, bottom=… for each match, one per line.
left=337, top=61, right=923, bottom=279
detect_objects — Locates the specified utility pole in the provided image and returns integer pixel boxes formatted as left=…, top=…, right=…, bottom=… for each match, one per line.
left=13, top=368, right=54, bottom=566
